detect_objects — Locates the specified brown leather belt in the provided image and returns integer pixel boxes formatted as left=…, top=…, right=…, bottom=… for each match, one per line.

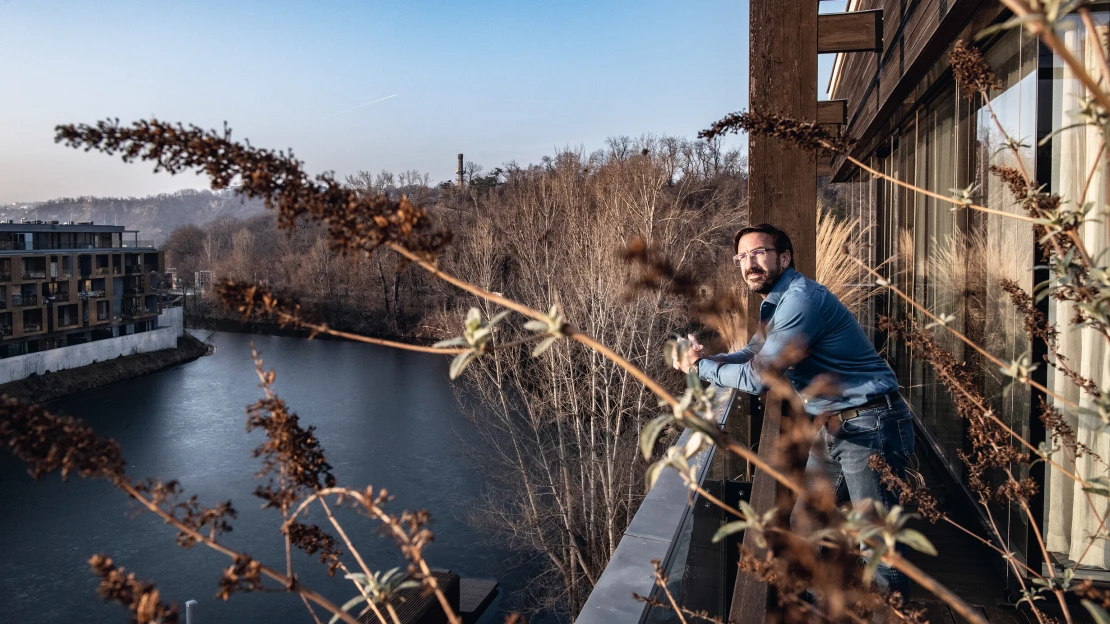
left=837, top=392, right=898, bottom=422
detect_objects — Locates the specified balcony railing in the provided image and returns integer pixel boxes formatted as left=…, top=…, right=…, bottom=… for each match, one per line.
left=0, top=273, right=11, bottom=282
left=0, top=326, right=12, bottom=338
left=12, top=294, right=37, bottom=308
left=121, top=240, right=155, bottom=249
left=579, top=388, right=741, bottom=624
left=124, top=286, right=145, bottom=296
left=58, top=317, right=79, bottom=327
left=23, top=270, right=46, bottom=279
left=94, top=267, right=111, bottom=276
left=51, top=291, right=70, bottom=302
left=79, top=290, right=107, bottom=300
left=0, top=241, right=28, bottom=251
left=125, top=265, right=143, bottom=275
left=22, top=323, right=42, bottom=333
left=96, top=310, right=109, bottom=321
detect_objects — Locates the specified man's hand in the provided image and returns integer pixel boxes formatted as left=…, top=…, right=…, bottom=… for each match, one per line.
left=673, top=333, right=706, bottom=374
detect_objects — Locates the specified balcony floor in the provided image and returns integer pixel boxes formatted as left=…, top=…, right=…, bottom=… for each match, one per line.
left=905, top=444, right=1028, bottom=623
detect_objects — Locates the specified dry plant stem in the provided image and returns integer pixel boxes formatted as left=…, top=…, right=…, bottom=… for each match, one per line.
left=685, top=464, right=985, bottom=624
left=318, top=499, right=392, bottom=624
left=385, top=242, right=807, bottom=496
left=882, top=552, right=988, bottom=624
left=652, top=562, right=689, bottom=624
left=300, top=594, right=325, bottom=624
left=941, top=516, right=1043, bottom=578
left=981, top=88, right=1097, bottom=273
left=849, top=255, right=1080, bottom=410
left=835, top=149, right=1039, bottom=224
left=1080, top=142, right=1106, bottom=205
left=999, top=0, right=1110, bottom=115
left=291, top=487, right=461, bottom=624
left=682, top=476, right=744, bottom=520
left=1074, top=507, right=1110, bottom=568
left=118, top=481, right=362, bottom=624
left=1080, top=8, right=1110, bottom=88
left=1017, top=497, right=1073, bottom=624
left=278, top=311, right=543, bottom=354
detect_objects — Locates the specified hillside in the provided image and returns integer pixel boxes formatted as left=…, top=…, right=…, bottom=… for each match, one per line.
left=1, top=189, right=266, bottom=244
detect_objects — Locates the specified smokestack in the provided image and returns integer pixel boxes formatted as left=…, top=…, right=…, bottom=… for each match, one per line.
left=457, top=154, right=464, bottom=187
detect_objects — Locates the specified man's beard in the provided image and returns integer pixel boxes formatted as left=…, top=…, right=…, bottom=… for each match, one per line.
left=743, top=265, right=783, bottom=294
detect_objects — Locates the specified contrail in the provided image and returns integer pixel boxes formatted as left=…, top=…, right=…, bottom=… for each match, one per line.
left=307, top=94, right=399, bottom=126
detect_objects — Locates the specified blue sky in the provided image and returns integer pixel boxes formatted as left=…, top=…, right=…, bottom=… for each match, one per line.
left=0, top=1, right=846, bottom=203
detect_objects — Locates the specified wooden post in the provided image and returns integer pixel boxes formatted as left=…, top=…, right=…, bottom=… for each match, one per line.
left=457, top=154, right=464, bottom=187
left=747, top=0, right=817, bottom=283
left=730, top=2, right=817, bottom=623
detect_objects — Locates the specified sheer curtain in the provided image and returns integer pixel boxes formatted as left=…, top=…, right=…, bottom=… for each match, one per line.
left=1045, top=15, right=1110, bottom=571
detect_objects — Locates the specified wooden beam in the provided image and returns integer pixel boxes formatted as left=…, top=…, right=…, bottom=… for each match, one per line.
left=730, top=401, right=781, bottom=624
left=817, top=9, right=882, bottom=54
left=817, top=99, right=847, bottom=125
left=817, top=154, right=834, bottom=177
left=735, top=0, right=816, bottom=618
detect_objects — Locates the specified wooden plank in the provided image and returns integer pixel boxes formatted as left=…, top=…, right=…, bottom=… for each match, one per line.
left=729, top=399, right=782, bottom=624
left=817, top=99, right=848, bottom=124
left=818, top=10, right=883, bottom=54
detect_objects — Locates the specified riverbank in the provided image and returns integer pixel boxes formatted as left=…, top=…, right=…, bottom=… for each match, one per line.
left=0, top=332, right=212, bottom=404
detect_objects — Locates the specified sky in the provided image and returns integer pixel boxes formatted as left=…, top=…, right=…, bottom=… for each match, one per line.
left=0, top=0, right=846, bottom=204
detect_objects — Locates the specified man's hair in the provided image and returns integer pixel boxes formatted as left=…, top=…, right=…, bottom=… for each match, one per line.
left=733, top=223, right=796, bottom=268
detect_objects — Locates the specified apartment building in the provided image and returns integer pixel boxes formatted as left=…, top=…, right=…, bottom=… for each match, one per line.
left=0, top=221, right=164, bottom=359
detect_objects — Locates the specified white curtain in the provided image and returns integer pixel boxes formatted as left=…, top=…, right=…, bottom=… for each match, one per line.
left=1045, top=16, right=1110, bottom=571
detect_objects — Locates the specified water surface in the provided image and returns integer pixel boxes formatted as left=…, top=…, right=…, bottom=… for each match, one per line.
left=0, top=331, right=515, bottom=623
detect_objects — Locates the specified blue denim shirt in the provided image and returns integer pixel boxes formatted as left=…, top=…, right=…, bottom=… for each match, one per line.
left=696, top=268, right=899, bottom=416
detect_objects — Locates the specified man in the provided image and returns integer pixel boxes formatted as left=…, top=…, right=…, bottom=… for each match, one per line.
left=674, top=223, right=913, bottom=597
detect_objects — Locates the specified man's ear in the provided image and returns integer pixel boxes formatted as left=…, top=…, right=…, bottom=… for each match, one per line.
left=780, top=250, right=792, bottom=270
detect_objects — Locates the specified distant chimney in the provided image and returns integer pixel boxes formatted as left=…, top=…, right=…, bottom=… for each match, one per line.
left=457, top=154, right=464, bottom=187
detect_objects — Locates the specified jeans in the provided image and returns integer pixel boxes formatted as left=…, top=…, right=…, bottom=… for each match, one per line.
left=795, top=395, right=914, bottom=597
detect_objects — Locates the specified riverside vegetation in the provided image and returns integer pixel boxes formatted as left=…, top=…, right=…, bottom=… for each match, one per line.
left=1, top=1, right=1108, bottom=622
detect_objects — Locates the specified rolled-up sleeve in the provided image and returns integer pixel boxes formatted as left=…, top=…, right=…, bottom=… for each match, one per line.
left=697, top=293, right=824, bottom=395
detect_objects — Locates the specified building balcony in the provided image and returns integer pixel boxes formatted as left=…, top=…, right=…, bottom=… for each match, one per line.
left=125, top=265, right=143, bottom=275
left=79, top=290, right=107, bottom=300
left=51, top=292, right=70, bottom=302
left=58, top=317, right=80, bottom=328
left=12, top=294, right=37, bottom=308
left=0, top=273, right=10, bottom=282
left=124, top=287, right=145, bottom=296
left=94, top=267, right=111, bottom=276
left=0, top=326, right=11, bottom=338
left=22, top=323, right=42, bottom=333
left=96, top=311, right=109, bottom=321
left=23, top=270, right=46, bottom=279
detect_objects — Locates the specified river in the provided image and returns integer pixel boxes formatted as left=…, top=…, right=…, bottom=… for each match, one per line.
left=0, top=330, right=524, bottom=623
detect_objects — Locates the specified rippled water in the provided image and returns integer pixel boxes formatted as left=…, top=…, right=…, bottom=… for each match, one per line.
left=0, top=331, right=519, bottom=623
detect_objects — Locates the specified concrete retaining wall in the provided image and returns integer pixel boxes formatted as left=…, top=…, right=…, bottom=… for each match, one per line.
left=160, top=306, right=184, bottom=338
left=0, top=306, right=185, bottom=384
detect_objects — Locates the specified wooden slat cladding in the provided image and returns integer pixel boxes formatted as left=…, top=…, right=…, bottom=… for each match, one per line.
left=818, top=10, right=883, bottom=53
left=817, top=99, right=848, bottom=124
left=827, top=0, right=1002, bottom=179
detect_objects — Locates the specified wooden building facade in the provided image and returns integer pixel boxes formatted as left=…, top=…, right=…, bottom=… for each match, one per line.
left=828, top=0, right=1110, bottom=583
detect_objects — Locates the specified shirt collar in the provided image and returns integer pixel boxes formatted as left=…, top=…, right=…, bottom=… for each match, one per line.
left=761, top=267, right=798, bottom=307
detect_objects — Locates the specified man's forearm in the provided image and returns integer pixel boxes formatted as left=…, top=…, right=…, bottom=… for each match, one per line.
left=696, top=358, right=766, bottom=395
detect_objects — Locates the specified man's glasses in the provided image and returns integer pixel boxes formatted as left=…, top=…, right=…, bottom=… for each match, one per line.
left=732, top=247, right=775, bottom=266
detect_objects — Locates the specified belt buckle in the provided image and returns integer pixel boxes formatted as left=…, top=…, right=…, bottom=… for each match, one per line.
left=840, top=408, right=860, bottom=421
